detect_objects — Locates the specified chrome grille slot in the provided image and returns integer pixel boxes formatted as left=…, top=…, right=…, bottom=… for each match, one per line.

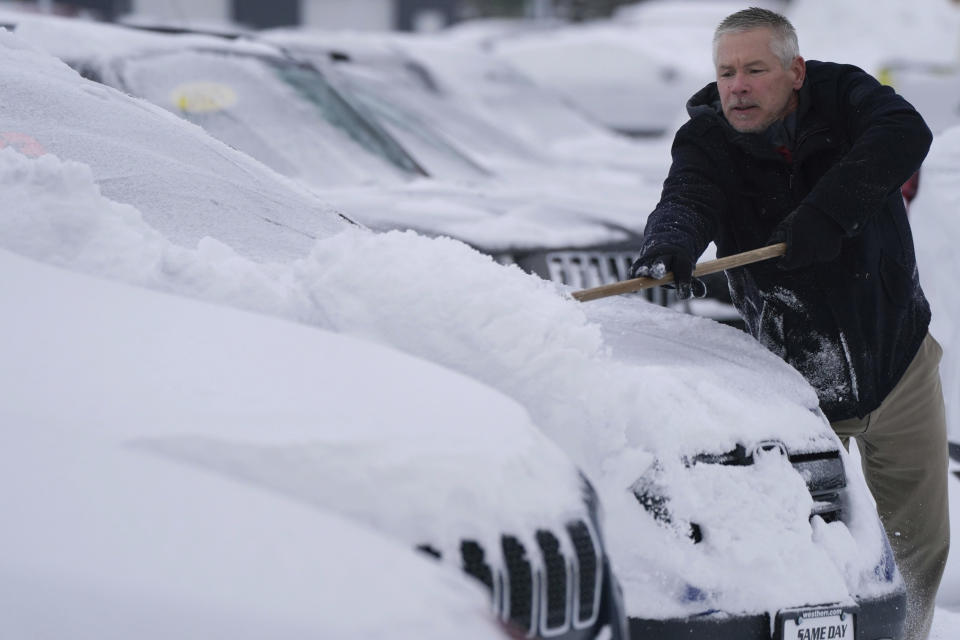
left=567, top=520, right=602, bottom=628
left=461, top=539, right=494, bottom=591
left=502, top=535, right=537, bottom=635
left=536, top=530, right=570, bottom=633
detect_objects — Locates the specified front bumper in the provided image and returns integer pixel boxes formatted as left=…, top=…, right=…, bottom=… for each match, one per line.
left=628, top=588, right=906, bottom=640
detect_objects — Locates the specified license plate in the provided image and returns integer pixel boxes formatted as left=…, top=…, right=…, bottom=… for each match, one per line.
left=779, top=606, right=854, bottom=640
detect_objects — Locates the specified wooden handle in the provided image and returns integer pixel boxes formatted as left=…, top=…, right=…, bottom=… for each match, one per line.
left=571, top=243, right=787, bottom=302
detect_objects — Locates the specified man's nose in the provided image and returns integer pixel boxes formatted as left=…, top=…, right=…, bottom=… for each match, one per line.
left=731, top=72, right=749, bottom=93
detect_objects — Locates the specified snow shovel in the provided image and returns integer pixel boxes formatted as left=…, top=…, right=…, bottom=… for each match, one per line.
left=571, top=242, right=787, bottom=302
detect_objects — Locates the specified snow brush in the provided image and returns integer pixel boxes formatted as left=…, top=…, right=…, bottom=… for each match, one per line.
left=572, top=242, right=787, bottom=302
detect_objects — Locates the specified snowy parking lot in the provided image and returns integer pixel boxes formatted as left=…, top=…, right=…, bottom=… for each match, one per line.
left=3, top=1, right=960, bottom=638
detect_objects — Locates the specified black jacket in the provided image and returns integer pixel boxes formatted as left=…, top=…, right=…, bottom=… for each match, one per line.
left=641, top=60, right=932, bottom=421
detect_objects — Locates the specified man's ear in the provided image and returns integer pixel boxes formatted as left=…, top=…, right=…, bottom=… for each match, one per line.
left=791, top=56, right=806, bottom=90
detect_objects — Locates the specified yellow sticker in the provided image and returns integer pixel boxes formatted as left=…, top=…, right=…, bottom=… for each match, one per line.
left=170, top=82, right=237, bottom=113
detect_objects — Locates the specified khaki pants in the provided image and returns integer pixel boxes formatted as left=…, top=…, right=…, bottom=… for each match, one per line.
left=832, top=332, right=950, bottom=640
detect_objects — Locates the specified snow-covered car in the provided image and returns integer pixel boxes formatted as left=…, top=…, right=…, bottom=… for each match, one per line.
left=2, top=24, right=906, bottom=640
left=579, top=298, right=904, bottom=639
left=0, top=246, right=618, bottom=640
left=12, top=15, right=661, bottom=292
left=0, top=28, right=629, bottom=640
left=0, top=258, right=510, bottom=640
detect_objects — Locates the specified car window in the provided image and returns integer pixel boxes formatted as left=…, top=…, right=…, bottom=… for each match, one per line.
left=117, top=50, right=424, bottom=187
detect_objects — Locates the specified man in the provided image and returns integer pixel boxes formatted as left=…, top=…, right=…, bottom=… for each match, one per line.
left=629, top=8, right=948, bottom=639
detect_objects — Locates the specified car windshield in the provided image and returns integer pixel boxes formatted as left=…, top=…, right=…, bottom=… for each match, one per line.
left=116, top=49, right=425, bottom=187
left=332, top=71, right=493, bottom=182
left=292, top=47, right=546, bottom=174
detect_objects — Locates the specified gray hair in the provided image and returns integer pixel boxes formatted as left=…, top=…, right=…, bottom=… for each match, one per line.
left=713, top=7, right=799, bottom=69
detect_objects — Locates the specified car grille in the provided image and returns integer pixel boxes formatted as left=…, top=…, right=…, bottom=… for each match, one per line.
left=459, top=518, right=603, bottom=637
left=542, top=250, right=674, bottom=306
left=544, top=250, right=639, bottom=289
left=690, top=444, right=847, bottom=524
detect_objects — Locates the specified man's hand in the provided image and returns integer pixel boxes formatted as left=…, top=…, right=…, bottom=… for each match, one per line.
left=629, top=249, right=707, bottom=300
left=768, top=205, right=844, bottom=270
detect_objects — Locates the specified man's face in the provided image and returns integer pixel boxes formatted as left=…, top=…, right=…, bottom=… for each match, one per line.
left=715, top=27, right=805, bottom=133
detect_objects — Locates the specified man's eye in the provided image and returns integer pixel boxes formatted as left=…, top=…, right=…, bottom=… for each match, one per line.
left=720, top=71, right=734, bottom=78
left=750, top=69, right=765, bottom=74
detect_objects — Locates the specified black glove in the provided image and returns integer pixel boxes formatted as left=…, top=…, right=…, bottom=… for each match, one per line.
left=768, top=205, right=844, bottom=270
left=629, top=248, right=707, bottom=300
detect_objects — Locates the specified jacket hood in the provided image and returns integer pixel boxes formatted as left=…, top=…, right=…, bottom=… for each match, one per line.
left=686, top=81, right=723, bottom=121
